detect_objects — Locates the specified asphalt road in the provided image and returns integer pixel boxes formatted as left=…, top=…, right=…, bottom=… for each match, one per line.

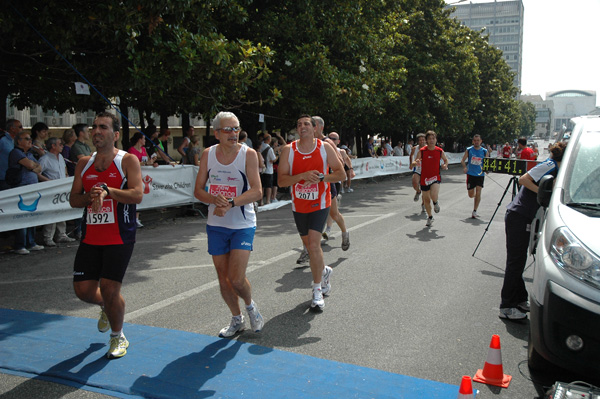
left=0, top=165, right=579, bottom=398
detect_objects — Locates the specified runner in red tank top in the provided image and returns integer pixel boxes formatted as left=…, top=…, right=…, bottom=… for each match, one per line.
left=278, top=115, right=345, bottom=311
left=411, top=130, right=448, bottom=227
left=69, top=112, right=143, bottom=359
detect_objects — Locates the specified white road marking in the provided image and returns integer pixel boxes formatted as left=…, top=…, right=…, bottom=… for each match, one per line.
left=124, top=212, right=396, bottom=321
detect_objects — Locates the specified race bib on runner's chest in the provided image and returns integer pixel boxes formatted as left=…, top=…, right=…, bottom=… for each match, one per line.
left=295, top=183, right=318, bottom=200
left=86, top=199, right=115, bottom=225
left=471, top=156, right=483, bottom=166
left=209, top=184, right=238, bottom=198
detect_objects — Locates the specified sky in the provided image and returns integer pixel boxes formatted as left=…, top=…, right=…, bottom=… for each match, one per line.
left=446, top=0, right=600, bottom=106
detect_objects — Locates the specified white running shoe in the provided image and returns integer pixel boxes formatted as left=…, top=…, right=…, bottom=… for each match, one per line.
left=413, top=191, right=421, bottom=202
left=296, top=247, right=309, bottom=264
left=321, top=266, right=332, bottom=295
left=28, top=245, right=44, bottom=251
left=106, top=334, right=129, bottom=359
left=472, top=210, right=480, bottom=219
left=426, top=216, right=434, bottom=227
left=136, top=220, right=144, bottom=228
left=347, top=188, right=354, bottom=193
left=247, top=303, right=264, bottom=333
left=219, top=315, right=245, bottom=337
left=14, top=248, right=30, bottom=255
left=434, top=202, right=440, bottom=213
left=311, top=286, right=325, bottom=310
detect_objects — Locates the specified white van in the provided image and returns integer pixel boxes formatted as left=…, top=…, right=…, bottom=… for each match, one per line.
left=528, top=115, right=600, bottom=380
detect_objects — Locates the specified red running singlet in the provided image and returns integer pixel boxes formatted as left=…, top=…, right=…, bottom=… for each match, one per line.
left=80, top=150, right=137, bottom=245
left=288, top=139, right=331, bottom=213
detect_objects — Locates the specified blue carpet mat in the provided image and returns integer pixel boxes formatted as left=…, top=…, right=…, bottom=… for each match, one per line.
left=0, top=308, right=459, bottom=398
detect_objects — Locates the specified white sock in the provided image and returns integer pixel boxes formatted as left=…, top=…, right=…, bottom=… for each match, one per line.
left=246, top=301, right=255, bottom=311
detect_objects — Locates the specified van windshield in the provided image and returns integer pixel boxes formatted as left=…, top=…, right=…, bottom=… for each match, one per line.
left=564, top=124, right=600, bottom=208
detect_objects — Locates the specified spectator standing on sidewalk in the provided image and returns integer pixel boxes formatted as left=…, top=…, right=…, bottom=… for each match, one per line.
left=70, top=123, right=91, bottom=165
left=8, top=131, right=48, bottom=254
left=39, top=137, right=76, bottom=247
left=0, top=119, right=23, bottom=191
left=61, top=128, right=77, bottom=177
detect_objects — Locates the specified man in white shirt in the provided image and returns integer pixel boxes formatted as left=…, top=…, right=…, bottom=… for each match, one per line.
left=40, top=137, right=75, bottom=246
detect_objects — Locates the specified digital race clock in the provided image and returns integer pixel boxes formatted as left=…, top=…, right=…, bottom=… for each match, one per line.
left=481, top=158, right=538, bottom=175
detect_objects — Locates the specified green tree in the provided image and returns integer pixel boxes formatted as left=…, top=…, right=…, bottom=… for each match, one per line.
left=517, top=101, right=536, bottom=138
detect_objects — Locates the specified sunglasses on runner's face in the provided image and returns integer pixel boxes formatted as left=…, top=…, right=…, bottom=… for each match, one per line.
left=219, top=127, right=241, bottom=133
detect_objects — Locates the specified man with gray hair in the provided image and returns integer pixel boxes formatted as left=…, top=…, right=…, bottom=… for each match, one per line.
left=194, top=111, right=264, bottom=337
left=40, top=137, right=76, bottom=246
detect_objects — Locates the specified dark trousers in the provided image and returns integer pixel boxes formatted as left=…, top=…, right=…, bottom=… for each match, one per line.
left=500, top=210, right=531, bottom=308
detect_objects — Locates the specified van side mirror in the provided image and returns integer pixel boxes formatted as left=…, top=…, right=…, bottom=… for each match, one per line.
left=537, top=175, right=555, bottom=208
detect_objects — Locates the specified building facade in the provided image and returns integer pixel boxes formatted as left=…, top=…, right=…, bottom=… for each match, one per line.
left=447, top=0, right=524, bottom=91
left=546, top=90, right=597, bottom=132
left=521, top=94, right=554, bottom=138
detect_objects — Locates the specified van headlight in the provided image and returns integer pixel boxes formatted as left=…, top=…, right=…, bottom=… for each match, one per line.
left=550, top=227, right=600, bottom=289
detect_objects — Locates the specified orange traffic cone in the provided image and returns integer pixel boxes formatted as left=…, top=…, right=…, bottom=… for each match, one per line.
left=457, top=376, right=474, bottom=398
left=473, top=334, right=512, bottom=388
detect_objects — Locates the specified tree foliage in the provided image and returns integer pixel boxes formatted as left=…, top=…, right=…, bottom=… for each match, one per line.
left=1, top=0, right=521, bottom=149
left=517, top=101, right=536, bottom=138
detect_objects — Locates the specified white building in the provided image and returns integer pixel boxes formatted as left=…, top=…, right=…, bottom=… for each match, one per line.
left=546, top=90, right=597, bottom=131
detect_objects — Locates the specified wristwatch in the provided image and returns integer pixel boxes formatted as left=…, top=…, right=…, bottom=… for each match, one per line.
left=318, top=173, right=325, bottom=182
left=228, top=198, right=235, bottom=207
left=100, top=184, right=110, bottom=196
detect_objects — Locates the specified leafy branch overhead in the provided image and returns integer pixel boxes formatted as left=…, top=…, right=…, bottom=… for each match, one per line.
left=1, top=0, right=527, bottom=144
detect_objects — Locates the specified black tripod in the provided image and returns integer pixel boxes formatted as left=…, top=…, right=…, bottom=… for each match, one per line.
left=472, top=176, right=520, bottom=257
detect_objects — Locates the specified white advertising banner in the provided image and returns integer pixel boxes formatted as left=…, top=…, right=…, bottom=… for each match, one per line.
left=1, top=154, right=465, bottom=232
left=0, top=165, right=199, bottom=232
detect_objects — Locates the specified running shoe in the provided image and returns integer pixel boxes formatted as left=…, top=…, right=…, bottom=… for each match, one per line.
left=28, top=245, right=44, bottom=251
left=340, top=187, right=345, bottom=194
left=14, top=248, right=29, bottom=255
left=311, top=286, right=325, bottom=310
left=136, top=220, right=144, bottom=228
left=219, top=315, right=245, bottom=338
left=413, top=191, right=421, bottom=202
left=296, top=247, right=309, bottom=264
left=517, top=301, right=530, bottom=313
left=472, top=210, right=480, bottom=219
left=421, top=204, right=426, bottom=213
left=498, top=307, right=527, bottom=320
left=347, top=188, right=354, bottom=193
left=98, top=308, right=110, bottom=333
left=321, top=266, right=332, bottom=295
left=247, top=304, right=264, bottom=333
left=426, top=216, right=434, bottom=227
left=434, top=202, right=440, bottom=213
left=322, top=228, right=330, bottom=241
left=341, top=232, right=350, bottom=251
left=106, top=334, right=129, bottom=359
left=44, top=240, right=57, bottom=247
